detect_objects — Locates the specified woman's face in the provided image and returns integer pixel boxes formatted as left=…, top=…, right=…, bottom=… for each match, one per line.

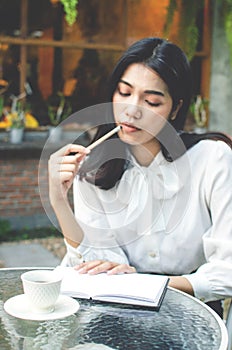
left=113, top=63, right=174, bottom=155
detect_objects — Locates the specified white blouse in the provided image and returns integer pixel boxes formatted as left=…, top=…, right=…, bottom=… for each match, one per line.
left=61, top=140, right=232, bottom=303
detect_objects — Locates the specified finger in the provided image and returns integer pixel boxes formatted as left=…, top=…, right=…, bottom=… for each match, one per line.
left=50, top=161, right=77, bottom=181
left=60, top=153, right=88, bottom=172
left=74, top=262, right=90, bottom=271
left=50, top=144, right=90, bottom=161
left=66, top=144, right=91, bottom=156
left=74, top=260, right=105, bottom=273
left=88, top=261, right=119, bottom=275
left=50, top=144, right=73, bottom=158
left=58, top=163, right=77, bottom=173
left=107, top=264, right=136, bottom=275
left=65, top=153, right=86, bottom=165
left=58, top=171, right=75, bottom=184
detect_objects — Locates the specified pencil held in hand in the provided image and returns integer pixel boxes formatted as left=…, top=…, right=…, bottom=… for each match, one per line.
left=87, top=125, right=121, bottom=151
left=68, top=125, right=121, bottom=156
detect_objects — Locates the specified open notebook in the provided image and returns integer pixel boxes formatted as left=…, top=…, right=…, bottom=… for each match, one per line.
left=55, top=267, right=169, bottom=310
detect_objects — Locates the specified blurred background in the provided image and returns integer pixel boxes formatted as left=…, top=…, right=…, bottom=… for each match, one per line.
left=0, top=0, right=231, bottom=236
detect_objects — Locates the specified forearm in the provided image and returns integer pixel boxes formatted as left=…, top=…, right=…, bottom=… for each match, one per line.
left=48, top=144, right=90, bottom=248
left=52, top=199, right=84, bottom=248
left=168, top=276, right=194, bottom=296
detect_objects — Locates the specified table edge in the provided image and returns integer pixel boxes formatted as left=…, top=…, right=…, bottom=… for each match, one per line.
left=0, top=269, right=228, bottom=350
left=168, top=287, right=228, bottom=350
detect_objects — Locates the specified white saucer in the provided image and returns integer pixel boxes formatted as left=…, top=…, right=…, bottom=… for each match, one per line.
left=4, top=294, right=80, bottom=321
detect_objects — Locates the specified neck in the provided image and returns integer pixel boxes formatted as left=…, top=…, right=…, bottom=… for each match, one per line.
left=130, top=139, right=161, bottom=166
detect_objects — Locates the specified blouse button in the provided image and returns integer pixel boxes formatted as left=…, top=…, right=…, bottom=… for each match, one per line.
left=77, top=253, right=82, bottom=259
left=148, top=251, right=157, bottom=258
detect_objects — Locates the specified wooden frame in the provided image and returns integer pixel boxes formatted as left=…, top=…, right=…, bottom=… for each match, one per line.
left=0, top=0, right=211, bottom=104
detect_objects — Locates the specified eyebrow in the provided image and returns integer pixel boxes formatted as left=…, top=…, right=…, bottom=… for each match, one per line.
left=119, top=79, right=165, bottom=97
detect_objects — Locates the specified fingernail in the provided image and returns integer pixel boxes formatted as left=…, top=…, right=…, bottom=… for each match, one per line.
left=78, top=268, right=86, bottom=274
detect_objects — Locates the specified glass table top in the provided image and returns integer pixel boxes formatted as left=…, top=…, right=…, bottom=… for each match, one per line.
left=0, top=268, right=228, bottom=350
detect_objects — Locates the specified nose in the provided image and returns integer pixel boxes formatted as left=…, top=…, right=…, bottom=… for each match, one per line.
left=125, top=103, right=142, bottom=119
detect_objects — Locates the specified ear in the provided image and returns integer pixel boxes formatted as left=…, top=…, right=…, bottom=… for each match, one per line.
left=170, top=99, right=183, bottom=120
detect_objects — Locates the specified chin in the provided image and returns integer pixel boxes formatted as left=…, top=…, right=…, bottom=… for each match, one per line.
left=119, top=134, right=140, bottom=146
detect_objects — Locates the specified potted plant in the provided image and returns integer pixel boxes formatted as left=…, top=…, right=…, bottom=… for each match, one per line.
left=6, top=95, right=26, bottom=144
left=8, top=112, right=25, bottom=144
left=190, top=95, right=209, bottom=133
left=47, top=92, right=72, bottom=142
left=0, top=87, right=39, bottom=141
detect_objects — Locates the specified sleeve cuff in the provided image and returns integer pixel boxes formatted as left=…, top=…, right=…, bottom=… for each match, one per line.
left=61, top=237, right=130, bottom=267
left=183, top=272, right=213, bottom=302
left=60, top=239, right=84, bottom=266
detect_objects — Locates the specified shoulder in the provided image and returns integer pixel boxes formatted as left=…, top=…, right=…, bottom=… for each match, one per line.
left=188, top=139, right=231, bottom=160
left=186, top=140, right=232, bottom=183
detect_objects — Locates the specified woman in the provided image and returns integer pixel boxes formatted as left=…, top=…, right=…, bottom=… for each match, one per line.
left=49, top=37, right=232, bottom=307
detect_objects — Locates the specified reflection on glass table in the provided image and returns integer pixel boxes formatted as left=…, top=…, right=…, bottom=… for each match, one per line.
left=0, top=268, right=228, bottom=350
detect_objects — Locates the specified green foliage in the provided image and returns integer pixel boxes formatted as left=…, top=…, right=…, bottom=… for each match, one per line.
left=0, top=226, right=62, bottom=243
left=164, top=0, right=204, bottom=61
left=163, top=0, right=177, bottom=37
left=8, top=94, right=27, bottom=129
left=0, top=219, right=11, bottom=237
left=0, top=96, right=4, bottom=116
left=219, top=0, right=232, bottom=66
left=60, top=0, right=78, bottom=26
left=164, top=0, right=232, bottom=66
left=9, top=112, right=25, bottom=129
left=225, top=16, right=232, bottom=66
left=47, top=92, right=72, bottom=126
left=178, top=1, right=203, bottom=60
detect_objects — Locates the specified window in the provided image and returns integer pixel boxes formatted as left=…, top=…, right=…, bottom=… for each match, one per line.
left=0, top=0, right=211, bottom=127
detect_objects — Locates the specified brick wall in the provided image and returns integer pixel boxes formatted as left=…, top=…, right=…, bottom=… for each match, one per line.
left=0, top=129, right=88, bottom=230
left=0, top=147, right=74, bottom=230
left=0, top=159, right=42, bottom=218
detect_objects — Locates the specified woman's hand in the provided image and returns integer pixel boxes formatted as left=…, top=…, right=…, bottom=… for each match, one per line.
left=74, top=260, right=136, bottom=275
left=48, top=144, right=90, bottom=205
left=168, top=276, right=194, bottom=296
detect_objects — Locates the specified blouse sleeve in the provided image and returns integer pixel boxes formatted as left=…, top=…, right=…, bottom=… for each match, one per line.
left=184, top=141, right=232, bottom=302
left=60, top=176, right=129, bottom=267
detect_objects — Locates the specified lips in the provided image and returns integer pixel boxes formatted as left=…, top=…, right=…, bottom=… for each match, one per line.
left=121, top=123, right=141, bottom=133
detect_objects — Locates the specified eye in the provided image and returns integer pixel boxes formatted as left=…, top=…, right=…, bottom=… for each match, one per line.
left=145, top=99, right=161, bottom=107
left=118, top=90, right=130, bottom=97
left=116, top=85, right=131, bottom=97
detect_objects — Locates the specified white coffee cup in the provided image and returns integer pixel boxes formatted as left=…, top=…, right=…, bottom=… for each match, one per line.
left=21, top=270, right=63, bottom=314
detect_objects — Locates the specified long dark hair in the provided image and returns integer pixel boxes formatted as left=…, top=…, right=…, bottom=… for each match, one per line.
left=79, top=37, right=232, bottom=189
